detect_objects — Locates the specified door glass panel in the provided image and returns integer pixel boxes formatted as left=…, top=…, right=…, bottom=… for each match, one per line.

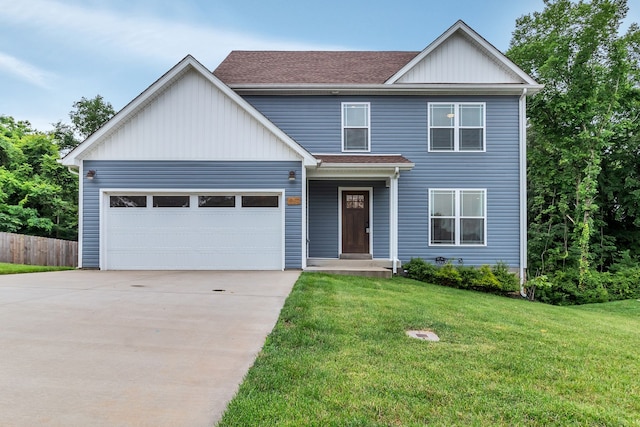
left=346, top=194, right=365, bottom=209
left=110, top=195, right=147, bottom=207
left=198, top=195, right=235, bottom=207
left=242, top=196, right=279, bottom=207
left=153, top=196, right=190, bottom=207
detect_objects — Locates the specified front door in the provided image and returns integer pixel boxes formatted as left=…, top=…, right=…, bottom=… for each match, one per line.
left=342, top=191, right=370, bottom=254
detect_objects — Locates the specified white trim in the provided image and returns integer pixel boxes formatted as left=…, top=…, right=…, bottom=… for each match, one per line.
left=338, top=187, right=374, bottom=256
left=428, top=102, right=486, bottom=152
left=519, top=89, right=528, bottom=285
left=229, top=83, right=544, bottom=96
left=77, top=164, right=84, bottom=268
left=99, top=188, right=286, bottom=270
left=341, top=102, right=371, bottom=152
left=389, top=168, right=400, bottom=274
left=428, top=188, right=488, bottom=247
left=386, top=20, right=539, bottom=86
left=61, top=56, right=317, bottom=167
left=301, top=166, right=307, bottom=269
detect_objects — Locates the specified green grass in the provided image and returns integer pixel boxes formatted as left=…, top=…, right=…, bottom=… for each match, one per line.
left=0, top=262, right=73, bottom=274
left=218, top=273, right=640, bottom=426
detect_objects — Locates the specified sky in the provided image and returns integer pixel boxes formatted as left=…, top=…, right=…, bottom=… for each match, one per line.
left=1, top=0, right=638, bottom=132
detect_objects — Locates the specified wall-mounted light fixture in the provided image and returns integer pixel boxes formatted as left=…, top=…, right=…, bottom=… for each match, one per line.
left=288, top=170, right=296, bottom=181
left=86, top=170, right=96, bottom=180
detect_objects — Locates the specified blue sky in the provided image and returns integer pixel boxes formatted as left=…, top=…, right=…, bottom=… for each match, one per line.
left=0, top=0, right=637, bottom=132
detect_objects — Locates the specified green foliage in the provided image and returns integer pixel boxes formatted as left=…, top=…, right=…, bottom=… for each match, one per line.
left=434, top=261, right=462, bottom=287
left=402, top=257, right=437, bottom=283
left=403, top=258, right=520, bottom=295
left=69, top=95, right=115, bottom=140
left=0, top=116, right=78, bottom=240
left=534, top=266, right=640, bottom=305
left=508, top=0, right=640, bottom=278
left=493, top=261, right=520, bottom=292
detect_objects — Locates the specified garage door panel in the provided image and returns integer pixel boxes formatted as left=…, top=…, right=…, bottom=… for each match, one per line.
left=105, top=193, right=283, bottom=270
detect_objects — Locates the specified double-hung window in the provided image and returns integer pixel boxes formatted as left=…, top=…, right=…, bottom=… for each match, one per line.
left=430, top=189, right=486, bottom=245
left=428, top=102, right=485, bottom=151
left=342, top=102, right=370, bottom=151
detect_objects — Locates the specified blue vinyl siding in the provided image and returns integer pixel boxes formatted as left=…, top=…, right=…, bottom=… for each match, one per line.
left=82, top=160, right=302, bottom=269
left=308, top=180, right=389, bottom=259
left=248, top=95, right=521, bottom=267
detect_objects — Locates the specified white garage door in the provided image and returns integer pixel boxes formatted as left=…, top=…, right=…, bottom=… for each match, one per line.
left=103, top=193, right=283, bottom=270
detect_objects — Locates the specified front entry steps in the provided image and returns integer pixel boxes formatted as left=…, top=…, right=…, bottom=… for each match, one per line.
left=304, top=258, right=393, bottom=279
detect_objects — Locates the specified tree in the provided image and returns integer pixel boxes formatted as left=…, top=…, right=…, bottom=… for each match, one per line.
left=0, top=116, right=78, bottom=240
left=69, top=94, right=115, bottom=140
left=508, top=0, right=640, bottom=282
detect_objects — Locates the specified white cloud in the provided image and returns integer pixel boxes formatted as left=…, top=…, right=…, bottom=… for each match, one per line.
left=0, top=52, right=53, bottom=88
left=0, top=0, right=344, bottom=67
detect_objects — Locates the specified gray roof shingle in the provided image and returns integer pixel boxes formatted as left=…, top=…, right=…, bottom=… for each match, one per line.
left=213, top=51, right=419, bottom=84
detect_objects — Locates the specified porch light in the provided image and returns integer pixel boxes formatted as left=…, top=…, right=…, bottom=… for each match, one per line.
left=86, top=169, right=96, bottom=180
left=288, top=170, right=296, bottom=181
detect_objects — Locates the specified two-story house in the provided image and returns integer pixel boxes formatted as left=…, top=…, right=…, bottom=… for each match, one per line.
left=61, top=21, right=541, bottom=278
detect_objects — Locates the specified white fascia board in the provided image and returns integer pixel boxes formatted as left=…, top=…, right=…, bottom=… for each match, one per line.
left=317, top=163, right=414, bottom=170
left=61, top=55, right=317, bottom=168
left=229, top=83, right=544, bottom=96
left=384, top=20, right=539, bottom=86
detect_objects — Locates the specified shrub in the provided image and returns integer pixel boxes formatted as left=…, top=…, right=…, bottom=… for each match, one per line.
left=403, top=258, right=521, bottom=297
left=403, top=258, right=437, bottom=283
left=471, top=265, right=501, bottom=292
left=534, top=266, right=640, bottom=305
left=435, top=262, right=462, bottom=287
left=492, top=261, right=520, bottom=292
left=455, top=265, right=479, bottom=290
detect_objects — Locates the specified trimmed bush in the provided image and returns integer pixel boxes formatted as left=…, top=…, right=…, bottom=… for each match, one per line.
left=403, top=258, right=520, bottom=296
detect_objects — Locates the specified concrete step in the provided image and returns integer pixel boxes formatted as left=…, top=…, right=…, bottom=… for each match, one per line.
left=304, top=266, right=392, bottom=279
left=307, top=258, right=393, bottom=268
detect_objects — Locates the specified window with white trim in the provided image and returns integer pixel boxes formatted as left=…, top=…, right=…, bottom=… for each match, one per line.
left=428, top=103, right=485, bottom=151
left=430, top=189, right=486, bottom=245
left=342, top=102, right=370, bottom=151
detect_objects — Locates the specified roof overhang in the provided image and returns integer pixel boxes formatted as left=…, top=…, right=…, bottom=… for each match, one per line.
left=307, top=154, right=414, bottom=179
left=228, top=83, right=543, bottom=96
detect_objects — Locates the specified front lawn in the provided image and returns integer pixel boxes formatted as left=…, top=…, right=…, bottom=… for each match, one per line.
left=218, top=273, right=640, bottom=426
left=0, top=262, right=74, bottom=275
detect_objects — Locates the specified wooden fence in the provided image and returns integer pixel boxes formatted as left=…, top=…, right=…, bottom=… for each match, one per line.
left=0, top=232, right=78, bottom=267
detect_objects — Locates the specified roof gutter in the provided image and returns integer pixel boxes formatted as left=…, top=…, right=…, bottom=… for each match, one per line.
left=228, top=83, right=545, bottom=96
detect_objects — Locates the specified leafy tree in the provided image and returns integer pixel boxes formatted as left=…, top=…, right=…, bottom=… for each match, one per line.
left=0, top=116, right=78, bottom=240
left=69, top=94, right=115, bottom=140
left=508, top=0, right=640, bottom=282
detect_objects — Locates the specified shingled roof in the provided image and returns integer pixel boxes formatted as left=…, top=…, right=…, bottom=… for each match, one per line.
left=213, top=51, right=420, bottom=85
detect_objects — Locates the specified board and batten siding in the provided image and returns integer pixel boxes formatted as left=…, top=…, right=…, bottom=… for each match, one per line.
left=81, top=70, right=302, bottom=162
left=82, top=160, right=302, bottom=269
left=308, top=180, right=389, bottom=259
left=246, top=95, right=521, bottom=267
left=395, top=33, right=522, bottom=84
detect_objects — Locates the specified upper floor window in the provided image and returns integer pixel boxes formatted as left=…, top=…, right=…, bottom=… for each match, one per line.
left=428, top=103, right=485, bottom=152
left=430, top=189, right=486, bottom=246
left=342, top=102, right=370, bottom=152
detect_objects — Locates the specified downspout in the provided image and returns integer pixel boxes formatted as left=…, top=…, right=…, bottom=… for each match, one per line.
left=519, top=88, right=528, bottom=298
left=391, top=167, right=400, bottom=274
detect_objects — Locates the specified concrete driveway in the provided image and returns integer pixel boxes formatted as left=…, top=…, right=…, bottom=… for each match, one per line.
left=0, top=270, right=299, bottom=426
